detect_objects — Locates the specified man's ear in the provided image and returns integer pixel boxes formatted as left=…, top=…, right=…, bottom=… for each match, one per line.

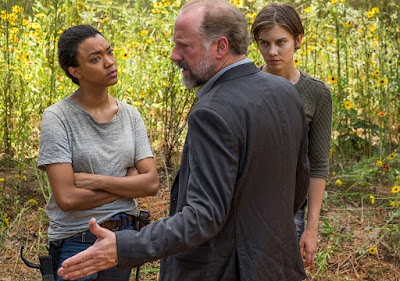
left=295, top=34, right=303, bottom=49
left=68, top=66, right=82, bottom=80
left=215, top=36, right=229, bottom=59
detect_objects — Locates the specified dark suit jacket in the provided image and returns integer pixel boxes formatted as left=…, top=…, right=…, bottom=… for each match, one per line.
left=116, top=62, right=309, bottom=281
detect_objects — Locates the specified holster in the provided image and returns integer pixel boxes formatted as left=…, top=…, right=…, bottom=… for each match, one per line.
left=20, top=246, right=55, bottom=281
left=48, top=239, right=64, bottom=273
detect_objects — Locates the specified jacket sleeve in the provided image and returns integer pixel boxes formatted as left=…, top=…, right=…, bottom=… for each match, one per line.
left=294, top=124, right=310, bottom=214
left=116, top=107, right=239, bottom=269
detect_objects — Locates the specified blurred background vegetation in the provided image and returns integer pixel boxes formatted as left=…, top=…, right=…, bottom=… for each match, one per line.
left=0, top=0, right=399, bottom=279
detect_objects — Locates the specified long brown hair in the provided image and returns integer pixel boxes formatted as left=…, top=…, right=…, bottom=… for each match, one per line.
left=251, top=3, right=304, bottom=45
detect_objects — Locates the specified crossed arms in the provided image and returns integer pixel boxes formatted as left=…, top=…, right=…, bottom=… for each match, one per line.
left=45, top=157, right=158, bottom=211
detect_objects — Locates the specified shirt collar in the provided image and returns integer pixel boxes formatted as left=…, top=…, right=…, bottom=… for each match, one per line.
left=195, top=58, right=252, bottom=99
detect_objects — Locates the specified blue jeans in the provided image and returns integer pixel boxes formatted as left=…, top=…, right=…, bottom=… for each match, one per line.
left=54, top=213, right=135, bottom=281
left=294, top=203, right=306, bottom=241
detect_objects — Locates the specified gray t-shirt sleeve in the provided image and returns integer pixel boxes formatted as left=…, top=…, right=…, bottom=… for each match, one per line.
left=38, top=109, right=72, bottom=170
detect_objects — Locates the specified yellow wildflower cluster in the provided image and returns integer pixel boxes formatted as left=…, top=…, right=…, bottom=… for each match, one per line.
left=151, top=0, right=175, bottom=14
left=366, top=7, right=379, bottom=18
left=335, top=179, right=342, bottom=187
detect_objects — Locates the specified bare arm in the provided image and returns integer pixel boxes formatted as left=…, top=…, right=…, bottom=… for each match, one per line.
left=299, top=177, right=325, bottom=266
left=46, top=163, right=121, bottom=212
left=74, top=157, right=159, bottom=198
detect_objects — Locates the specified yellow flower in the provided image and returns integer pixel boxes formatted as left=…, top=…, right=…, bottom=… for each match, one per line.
left=366, top=11, right=375, bottom=18
left=12, top=5, right=23, bottom=13
left=120, top=50, right=130, bottom=59
left=345, top=21, right=353, bottom=27
left=174, top=1, right=180, bottom=7
left=335, top=179, right=342, bottom=187
left=164, top=1, right=171, bottom=7
left=3, top=213, right=10, bottom=227
left=0, top=178, right=4, bottom=181
left=327, top=37, right=335, bottom=43
left=28, top=199, right=39, bottom=206
left=344, top=101, right=353, bottom=109
left=151, top=9, right=159, bottom=13
left=233, top=0, right=244, bottom=7
left=372, top=69, right=380, bottom=78
left=392, top=186, right=400, bottom=194
left=141, top=204, right=148, bottom=209
left=305, top=6, right=313, bottom=13
left=369, top=195, right=375, bottom=204
left=369, top=25, right=376, bottom=32
left=377, top=112, right=386, bottom=117
left=31, top=22, right=41, bottom=30
left=372, top=7, right=379, bottom=14
left=246, top=13, right=257, bottom=19
left=369, top=246, right=377, bottom=255
left=153, top=2, right=163, bottom=9
left=328, top=76, right=337, bottom=83
left=388, top=153, right=397, bottom=160
left=294, top=58, right=301, bottom=66
left=389, top=200, right=395, bottom=206
left=330, top=0, right=337, bottom=3
left=376, top=160, right=383, bottom=166
left=161, top=10, right=168, bottom=15
left=140, top=30, right=149, bottom=37
left=378, top=78, right=388, bottom=86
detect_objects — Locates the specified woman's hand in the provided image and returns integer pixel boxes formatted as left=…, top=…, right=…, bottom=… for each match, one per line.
left=74, top=173, right=101, bottom=190
left=125, top=167, right=139, bottom=177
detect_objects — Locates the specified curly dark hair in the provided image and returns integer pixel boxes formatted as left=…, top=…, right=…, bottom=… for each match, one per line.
left=58, top=25, right=102, bottom=85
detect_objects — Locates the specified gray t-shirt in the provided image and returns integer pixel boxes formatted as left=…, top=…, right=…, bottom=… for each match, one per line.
left=38, top=96, right=153, bottom=241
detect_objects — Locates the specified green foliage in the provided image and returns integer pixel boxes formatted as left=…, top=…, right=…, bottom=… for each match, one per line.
left=0, top=0, right=400, bottom=277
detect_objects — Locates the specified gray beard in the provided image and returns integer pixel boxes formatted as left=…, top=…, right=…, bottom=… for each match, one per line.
left=178, top=52, right=216, bottom=90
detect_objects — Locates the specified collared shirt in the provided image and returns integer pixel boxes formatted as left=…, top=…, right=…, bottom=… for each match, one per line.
left=195, top=58, right=253, bottom=99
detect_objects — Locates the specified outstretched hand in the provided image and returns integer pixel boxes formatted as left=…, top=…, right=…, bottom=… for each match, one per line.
left=57, top=218, right=118, bottom=280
